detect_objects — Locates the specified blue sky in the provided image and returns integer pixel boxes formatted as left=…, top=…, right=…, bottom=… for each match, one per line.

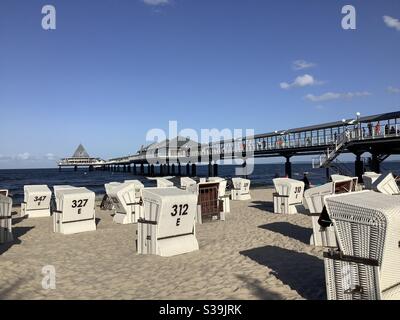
left=0, top=0, right=399, bottom=168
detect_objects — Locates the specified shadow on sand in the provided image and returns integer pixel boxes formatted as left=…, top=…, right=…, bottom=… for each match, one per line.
left=249, top=201, right=274, bottom=212
left=240, top=245, right=326, bottom=300
left=0, top=226, right=34, bottom=255
left=259, top=222, right=312, bottom=244
left=234, top=274, right=283, bottom=300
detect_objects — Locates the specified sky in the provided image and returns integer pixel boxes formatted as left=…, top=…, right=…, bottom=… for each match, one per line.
left=0, top=0, right=399, bottom=169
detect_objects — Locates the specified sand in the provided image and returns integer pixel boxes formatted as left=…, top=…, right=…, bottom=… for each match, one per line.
left=0, top=188, right=326, bottom=300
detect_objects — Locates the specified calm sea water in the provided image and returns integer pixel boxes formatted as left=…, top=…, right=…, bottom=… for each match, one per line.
left=1, top=162, right=399, bottom=205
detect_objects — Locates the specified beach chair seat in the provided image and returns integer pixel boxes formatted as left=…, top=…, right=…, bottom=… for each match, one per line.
left=107, top=182, right=143, bottom=224
left=272, top=178, right=304, bottom=214
left=21, top=185, right=52, bottom=218
left=231, top=178, right=251, bottom=201
left=208, top=177, right=230, bottom=213
left=53, top=187, right=96, bottom=235
left=187, top=181, right=225, bottom=223
left=323, top=191, right=400, bottom=300
left=137, top=187, right=198, bottom=257
left=0, top=194, right=13, bottom=244
left=101, top=182, right=122, bottom=210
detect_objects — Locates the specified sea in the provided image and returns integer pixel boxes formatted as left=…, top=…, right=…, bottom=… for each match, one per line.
left=1, top=162, right=399, bottom=205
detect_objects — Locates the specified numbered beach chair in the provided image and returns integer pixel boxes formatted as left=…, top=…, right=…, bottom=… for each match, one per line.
left=362, top=172, right=382, bottom=190
left=180, top=177, right=197, bottom=190
left=53, top=187, right=96, bottom=235
left=20, top=185, right=52, bottom=218
left=304, top=176, right=355, bottom=248
left=323, top=191, right=400, bottom=300
left=231, top=178, right=251, bottom=201
left=208, top=177, right=230, bottom=213
left=137, top=187, right=198, bottom=257
left=272, top=178, right=304, bottom=214
left=108, top=182, right=143, bottom=224
left=156, top=178, right=174, bottom=188
left=0, top=194, right=13, bottom=244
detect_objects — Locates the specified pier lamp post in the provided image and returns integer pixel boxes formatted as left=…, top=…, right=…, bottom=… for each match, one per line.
left=356, top=112, right=361, bottom=138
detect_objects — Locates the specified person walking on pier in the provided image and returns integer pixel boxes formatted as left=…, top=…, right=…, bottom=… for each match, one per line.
left=368, top=122, right=373, bottom=137
left=303, top=173, right=310, bottom=190
left=375, top=121, right=381, bottom=136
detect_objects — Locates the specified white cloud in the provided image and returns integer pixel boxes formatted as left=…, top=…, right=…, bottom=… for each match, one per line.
left=16, top=152, right=31, bottom=160
left=304, top=91, right=371, bottom=102
left=292, top=60, right=316, bottom=71
left=387, top=86, right=400, bottom=94
left=45, top=153, right=57, bottom=160
left=280, top=74, right=321, bottom=90
left=383, top=15, right=400, bottom=31
left=142, top=0, right=170, bottom=6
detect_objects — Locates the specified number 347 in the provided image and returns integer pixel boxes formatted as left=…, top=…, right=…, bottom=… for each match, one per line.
left=171, top=204, right=188, bottom=217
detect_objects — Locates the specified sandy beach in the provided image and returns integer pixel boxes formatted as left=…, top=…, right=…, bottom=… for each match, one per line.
left=0, top=188, right=326, bottom=300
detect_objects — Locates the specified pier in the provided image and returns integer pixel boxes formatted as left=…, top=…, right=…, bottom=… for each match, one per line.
left=65, top=111, right=400, bottom=181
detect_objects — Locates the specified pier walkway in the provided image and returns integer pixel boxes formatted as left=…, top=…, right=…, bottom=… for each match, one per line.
left=61, top=111, right=400, bottom=181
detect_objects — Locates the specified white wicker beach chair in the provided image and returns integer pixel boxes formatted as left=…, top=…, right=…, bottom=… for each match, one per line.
left=137, top=187, right=198, bottom=257
left=272, top=178, right=304, bottom=214
left=0, top=194, right=13, bottom=244
left=372, top=173, right=400, bottom=195
left=323, top=191, right=400, bottom=300
left=156, top=178, right=174, bottom=188
left=20, top=185, right=52, bottom=218
left=208, top=177, right=230, bottom=213
left=107, top=182, right=143, bottom=224
left=231, top=178, right=251, bottom=201
left=53, top=187, right=96, bottom=235
left=362, top=172, right=381, bottom=190
left=180, top=177, right=197, bottom=190
left=304, top=176, right=356, bottom=248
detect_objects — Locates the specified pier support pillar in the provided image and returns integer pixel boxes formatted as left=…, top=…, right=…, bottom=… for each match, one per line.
left=285, top=156, right=292, bottom=178
left=147, top=164, right=151, bottom=176
left=186, top=163, right=190, bottom=176
left=133, top=164, right=137, bottom=175
left=150, top=164, right=155, bottom=177
left=213, top=163, right=218, bottom=177
left=123, top=165, right=126, bottom=172
left=355, top=153, right=364, bottom=182
left=140, top=164, right=144, bottom=175
left=167, top=164, right=171, bottom=176
left=326, top=167, right=330, bottom=182
left=208, top=162, right=213, bottom=177
left=160, top=164, right=164, bottom=176
left=74, top=166, right=78, bottom=172
left=127, top=165, right=131, bottom=173
left=191, top=164, right=197, bottom=177
left=171, top=164, right=176, bottom=176
left=371, top=154, right=381, bottom=173
left=59, top=166, right=61, bottom=172
left=178, top=163, right=182, bottom=176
